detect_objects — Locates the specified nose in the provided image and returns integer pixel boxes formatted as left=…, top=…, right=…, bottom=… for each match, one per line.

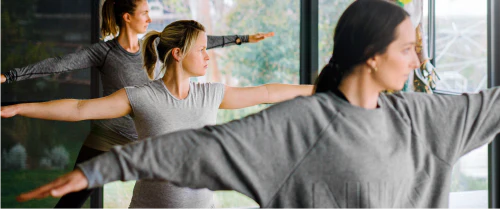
left=411, top=52, right=420, bottom=69
left=204, top=51, right=210, bottom=61
left=147, top=15, right=152, bottom=23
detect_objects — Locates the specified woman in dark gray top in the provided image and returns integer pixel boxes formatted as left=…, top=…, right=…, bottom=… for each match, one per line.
left=0, top=0, right=272, bottom=208
left=13, top=0, right=499, bottom=208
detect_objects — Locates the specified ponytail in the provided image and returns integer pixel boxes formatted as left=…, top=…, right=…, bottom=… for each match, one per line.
left=141, top=30, right=162, bottom=80
left=314, top=56, right=343, bottom=94
left=101, top=0, right=119, bottom=39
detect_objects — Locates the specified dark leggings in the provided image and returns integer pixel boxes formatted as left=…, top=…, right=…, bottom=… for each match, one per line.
left=54, top=145, right=106, bottom=208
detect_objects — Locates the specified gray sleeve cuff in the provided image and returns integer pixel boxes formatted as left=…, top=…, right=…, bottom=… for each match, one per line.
left=76, top=148, right=123, bottom=189
left=4, top=69, right=18, bottom=83
left=240, top=35, right=249, bottom=43
left=207, top=35, right=250, bottom=50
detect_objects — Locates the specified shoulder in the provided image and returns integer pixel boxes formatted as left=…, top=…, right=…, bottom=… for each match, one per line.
left=89, top=39, right=116, bottom=52
left=266, top=92, right=336, bottom=118
left=191, top=81, right=226, bottom=93
left=125, top=79, right=160, bottom=93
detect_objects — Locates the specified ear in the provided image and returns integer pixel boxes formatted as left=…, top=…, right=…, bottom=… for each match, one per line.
left=171, top=48, right=182, bottom=62
left=122, top=13, right=132, bottom=24
left=365, top=56, right=378, bottom=70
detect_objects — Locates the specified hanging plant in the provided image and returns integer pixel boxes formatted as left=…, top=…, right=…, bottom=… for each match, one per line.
left=396, top=0, right=413, bottom=7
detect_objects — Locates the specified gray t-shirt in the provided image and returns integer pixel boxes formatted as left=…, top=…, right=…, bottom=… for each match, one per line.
left=124, top=79, right=225, bottom=208
left=5, top=35, right=248, bottom=151
left=79, top=88, right=499, bottom=208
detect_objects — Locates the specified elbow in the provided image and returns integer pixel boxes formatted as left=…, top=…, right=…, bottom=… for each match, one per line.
left=307, top=85, right=315, bottom=95
left=74, top=100, right=87, bottom=121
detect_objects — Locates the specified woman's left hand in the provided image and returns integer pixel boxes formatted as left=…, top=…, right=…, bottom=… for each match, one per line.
left=249, top=32, right=275, bottom=43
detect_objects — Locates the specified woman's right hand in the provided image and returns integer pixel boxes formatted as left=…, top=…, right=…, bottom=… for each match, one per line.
left=17, top=169, right=89, bottom=202
left=0, top=105, right=20, bottom=118
left=1, top=74, right=6, bottom=83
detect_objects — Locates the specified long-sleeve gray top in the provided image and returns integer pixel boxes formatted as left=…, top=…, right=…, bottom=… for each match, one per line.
left=4, top=35, right=249, bottom=151
left=78, top=88, right=500, bottom=208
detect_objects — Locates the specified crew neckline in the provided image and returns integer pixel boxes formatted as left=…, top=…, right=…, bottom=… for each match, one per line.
left=113, top=38, right=142, bottom=56
left=327, top=91, right=386, bottom=115
left=159, top=80, right=193, bottom=101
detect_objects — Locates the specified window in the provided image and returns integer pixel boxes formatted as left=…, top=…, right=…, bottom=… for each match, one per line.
left=434, top=0, right=488, bottom=93
left=1, top=0, right=92, bottom=208
left=103, top=0, right=300, bottom=208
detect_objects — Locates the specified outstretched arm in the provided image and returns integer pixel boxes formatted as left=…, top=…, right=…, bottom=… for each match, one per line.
left=219, top=83, right=314, bottom=109
left=1, top=42, right=108, bottom=84
left=1, top=89, right=131, bottom=121
left=17, top=95, right=331, bottom=206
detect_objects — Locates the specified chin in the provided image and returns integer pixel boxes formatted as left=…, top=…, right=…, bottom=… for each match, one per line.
left=385, top=83, right=406, bottom=92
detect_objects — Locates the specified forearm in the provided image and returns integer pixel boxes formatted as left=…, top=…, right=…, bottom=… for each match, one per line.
left=4, top=44, right=104, bottom=83
left=265, top=84, right=314, bottom=103
left=17, top=100, right=83, bottom=121
left=77, top=130, right=206, bottom=189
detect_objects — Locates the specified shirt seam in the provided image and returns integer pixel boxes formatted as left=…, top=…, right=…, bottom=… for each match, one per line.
left=385, top=93, right=453, bottom=167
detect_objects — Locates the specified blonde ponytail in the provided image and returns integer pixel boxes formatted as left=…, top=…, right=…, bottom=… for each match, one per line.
left=141, top=30, right=162, bottom=80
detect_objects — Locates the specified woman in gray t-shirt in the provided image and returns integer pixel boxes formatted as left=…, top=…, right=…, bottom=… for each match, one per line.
left=1, top=0, right=272, bottom=208
left=2, top=20, right=314, bottom=208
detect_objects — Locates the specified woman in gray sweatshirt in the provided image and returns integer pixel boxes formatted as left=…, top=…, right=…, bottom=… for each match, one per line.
left=13, top=0, right=499, bottom=208
left=2, top=19, right=313, bottom=208
left=0, top=0, right=272, bottom=208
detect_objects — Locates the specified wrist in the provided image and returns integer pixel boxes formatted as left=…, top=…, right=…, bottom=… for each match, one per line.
left=235, top=35, right=242, bottom=45
left=15, top=104, right=24, bottom=115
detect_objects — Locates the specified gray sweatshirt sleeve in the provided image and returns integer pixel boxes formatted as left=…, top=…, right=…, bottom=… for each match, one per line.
left=77, top=95, right=332, bottom=206
left=3, top=42, right=108, bottom=83
left=402, top=87, right=500, bottom=163
left=207, top=35, right=249, bottom=50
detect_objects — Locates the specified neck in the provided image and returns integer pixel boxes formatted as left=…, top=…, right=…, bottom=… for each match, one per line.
left=162, top=64, right=191, bottom=99
left=116, top=27, right=140, bottom=53
left=337, top=68, right=382, bottom=109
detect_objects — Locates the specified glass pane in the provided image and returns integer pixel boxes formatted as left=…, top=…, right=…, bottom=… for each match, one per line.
left=318, top=0, right=355, bottom=70
left=1, top=0, right=92, bottom=208
left=104, top=0, right=300, bottom=208
left=435, top=0, right=488, bottom=93
left=434, top=0, right=488, bottom=209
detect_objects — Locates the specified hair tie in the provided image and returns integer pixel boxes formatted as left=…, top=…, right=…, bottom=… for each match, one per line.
left=328, top=56, right=340, bottom=71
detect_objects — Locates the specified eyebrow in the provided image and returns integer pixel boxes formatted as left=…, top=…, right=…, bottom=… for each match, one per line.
left=402, top=42, right=416, bottom=46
